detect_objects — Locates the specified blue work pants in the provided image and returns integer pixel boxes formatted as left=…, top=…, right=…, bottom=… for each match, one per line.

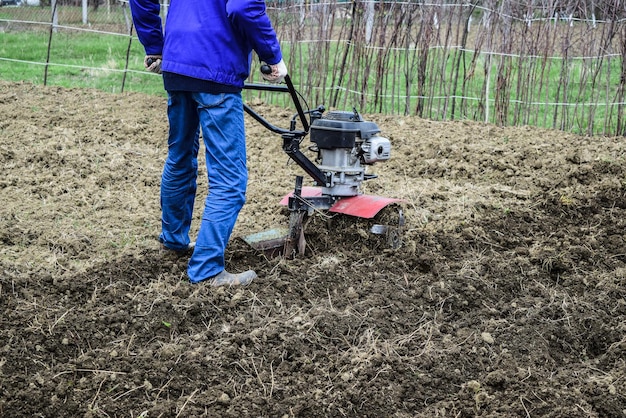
left=160, top=91, right=248, bottom=283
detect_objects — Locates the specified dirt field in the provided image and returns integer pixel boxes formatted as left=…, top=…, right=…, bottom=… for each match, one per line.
left=1, top=80, right=625, bottom=417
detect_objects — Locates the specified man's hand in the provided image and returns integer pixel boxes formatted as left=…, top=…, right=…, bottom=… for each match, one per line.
left=144, top=55, right=162, bottom=74
left=261, top=59, right=287, bottom=84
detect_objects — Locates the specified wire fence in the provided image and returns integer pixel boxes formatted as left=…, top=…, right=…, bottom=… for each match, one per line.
left=1, top=0, right=625, bottom=136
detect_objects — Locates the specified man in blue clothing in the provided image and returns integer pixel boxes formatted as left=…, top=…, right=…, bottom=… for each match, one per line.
left=129, top=0, right=287, bottom=286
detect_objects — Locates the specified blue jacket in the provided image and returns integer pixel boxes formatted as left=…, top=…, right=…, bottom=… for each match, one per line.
left=129, top=0, right=283, bottom=89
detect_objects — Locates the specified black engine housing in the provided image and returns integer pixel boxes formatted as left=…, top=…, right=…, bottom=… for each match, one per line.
left=310, top=111, right=381, bottom=149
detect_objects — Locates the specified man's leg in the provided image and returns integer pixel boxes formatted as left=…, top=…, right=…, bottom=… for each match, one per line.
left=187, top=92, right=248, bottom=283
left=159, top=91, right=200, bottom=251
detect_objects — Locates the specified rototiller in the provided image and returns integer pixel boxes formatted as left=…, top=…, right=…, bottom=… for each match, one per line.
left=242, top=70, right=405, bottom=257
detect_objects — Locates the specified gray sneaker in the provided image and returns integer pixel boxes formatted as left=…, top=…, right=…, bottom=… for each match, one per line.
left=161, top=241, right=195, bottom=257
left=210, top=270, right=257, bottom=287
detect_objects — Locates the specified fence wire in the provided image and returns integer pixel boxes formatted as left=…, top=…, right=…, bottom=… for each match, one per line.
left=1, top=0, right=625, bottom=135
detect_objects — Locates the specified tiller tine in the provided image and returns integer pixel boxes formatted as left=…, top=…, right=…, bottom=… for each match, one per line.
left=283, top=210, right=307, bottom=258
left=242, top=185, right=405, bottom=258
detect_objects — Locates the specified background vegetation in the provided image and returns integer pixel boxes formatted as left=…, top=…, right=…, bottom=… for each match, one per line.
left=1, top=0, right=626, bottom=135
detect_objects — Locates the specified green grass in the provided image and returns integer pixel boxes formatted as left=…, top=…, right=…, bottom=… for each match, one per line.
left=1, top=12, right=623, bottom=135
left=0, top=31, right=165, bottom=95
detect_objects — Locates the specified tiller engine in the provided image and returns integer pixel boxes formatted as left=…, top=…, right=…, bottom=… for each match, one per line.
left=242, top=73, right=405, bottom=257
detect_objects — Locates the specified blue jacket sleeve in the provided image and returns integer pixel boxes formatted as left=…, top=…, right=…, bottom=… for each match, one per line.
left=226, top=0, right=283, bottom=65
left=129, top=0, right=164, bottom=56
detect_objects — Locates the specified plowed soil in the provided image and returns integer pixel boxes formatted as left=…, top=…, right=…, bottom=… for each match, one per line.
left=1, top=81, right=625, bottom=417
